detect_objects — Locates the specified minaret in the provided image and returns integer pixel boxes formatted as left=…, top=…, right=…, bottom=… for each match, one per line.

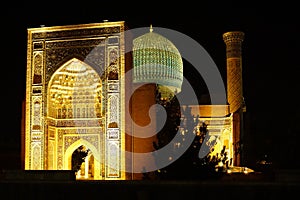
left=223, top=31, right=245, bottom=166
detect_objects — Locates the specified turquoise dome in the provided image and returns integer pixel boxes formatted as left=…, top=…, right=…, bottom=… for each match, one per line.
left=133, top=26, right=183, bottom=93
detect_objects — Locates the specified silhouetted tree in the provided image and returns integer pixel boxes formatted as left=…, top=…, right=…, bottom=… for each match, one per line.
left=152, top=91, right=181, bottom=179
left=153, top=99, right=229, bottom=180
left=72, top=145, right=90, bottom=172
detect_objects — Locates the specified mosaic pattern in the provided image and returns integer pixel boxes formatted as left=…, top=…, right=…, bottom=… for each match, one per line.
left=223, top=31, right=244, bottom=113
left=25, top=22, right=125, bottom=179
left=133, top=29, right=183, bottom=93
left=33, top=51, right=43, bottom=84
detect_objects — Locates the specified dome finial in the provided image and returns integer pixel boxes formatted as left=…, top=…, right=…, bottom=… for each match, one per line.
left=150, top=24, right=153, bottom=32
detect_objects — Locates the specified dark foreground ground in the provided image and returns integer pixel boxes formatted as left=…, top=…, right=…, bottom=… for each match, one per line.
left=0, top=170, right=299, bottom=200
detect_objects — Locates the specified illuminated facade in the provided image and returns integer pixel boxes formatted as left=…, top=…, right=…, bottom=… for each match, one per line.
left=24, top=22, right=128, bottom=180
left=22, top=21, right=245, bottom=180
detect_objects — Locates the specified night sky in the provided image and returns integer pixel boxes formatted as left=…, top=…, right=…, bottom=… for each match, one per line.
left=1, top=1, right=299, bottom=170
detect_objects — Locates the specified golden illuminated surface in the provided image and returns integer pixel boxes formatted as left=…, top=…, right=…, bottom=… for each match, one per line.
left=23, top=21, right=243, bottom=180
left=25, top=21, right=126, bottom=180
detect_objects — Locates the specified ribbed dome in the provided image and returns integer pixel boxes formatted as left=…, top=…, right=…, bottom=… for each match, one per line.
left=133, top=26, right=183, bottom=93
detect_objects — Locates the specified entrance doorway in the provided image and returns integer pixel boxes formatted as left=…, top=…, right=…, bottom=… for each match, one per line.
left=72, top=145, right=94, bottom=180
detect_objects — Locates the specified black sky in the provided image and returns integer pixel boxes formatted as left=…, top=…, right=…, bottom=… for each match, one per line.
left=1, top=1, right=299, bottom=169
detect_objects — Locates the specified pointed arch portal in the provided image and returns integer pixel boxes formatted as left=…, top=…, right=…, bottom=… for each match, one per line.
left=25, top=22, right=126, bottom=180
left=46, top=58, right=103, bottom=180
